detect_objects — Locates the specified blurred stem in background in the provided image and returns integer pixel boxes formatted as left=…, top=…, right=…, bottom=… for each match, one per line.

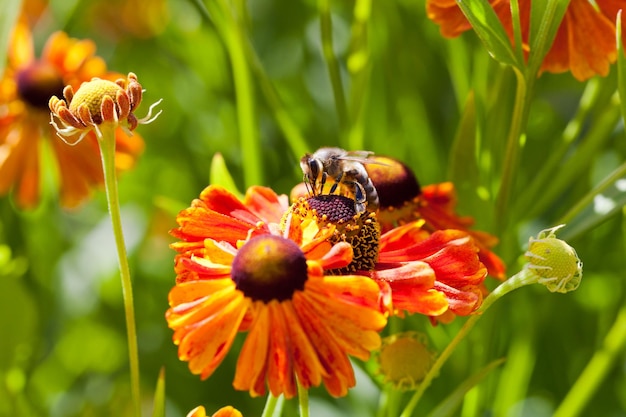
left=318, top=0, right=349, bottom=137
left=346, top=0, right=372, bottom=151
left=204, top=0, right=262, bottom=187
left=553, top=305, right=626, bottom=417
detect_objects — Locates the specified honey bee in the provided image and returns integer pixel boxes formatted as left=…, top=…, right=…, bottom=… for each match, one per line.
left=300, top=147, right=382, bottom=214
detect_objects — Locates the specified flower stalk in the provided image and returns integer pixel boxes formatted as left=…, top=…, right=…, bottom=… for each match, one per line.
left=98, top=123, right=142, bottom=417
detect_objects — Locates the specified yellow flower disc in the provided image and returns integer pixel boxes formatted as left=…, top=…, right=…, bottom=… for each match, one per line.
left=377, top=331, right=434, bottom=390
left=69, top=78, right=123, bottom=117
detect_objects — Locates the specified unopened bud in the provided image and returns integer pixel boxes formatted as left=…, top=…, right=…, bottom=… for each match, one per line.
left=525, top=225, right=582, bottom=293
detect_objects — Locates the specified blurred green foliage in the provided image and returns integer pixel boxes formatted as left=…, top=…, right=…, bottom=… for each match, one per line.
left=1, top=0, right=626, bottom=416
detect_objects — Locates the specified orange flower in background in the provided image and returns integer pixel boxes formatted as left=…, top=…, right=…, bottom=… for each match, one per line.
left=88, top=0, right=170, bottom=40
left=187, top=405, right=243, bottom=417
left=0, top=18, right=144, bottom=208
left=365, top=156, right=506, bottom=280
left=167, top=185, right=386, bottom=399
left=426, top=0, right=625, bottom=81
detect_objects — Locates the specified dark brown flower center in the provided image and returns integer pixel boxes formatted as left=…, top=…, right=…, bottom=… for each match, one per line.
left=366, top=156, right=421, bottom=208
left=231, top=235, right=308, bottom=302
left=16, top=61, right=65, bottom=110
left=307, top=194, right=356, bottom=222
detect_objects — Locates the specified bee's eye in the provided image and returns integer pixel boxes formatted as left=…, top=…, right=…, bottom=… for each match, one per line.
left=308, top=159, right=320, bottom=178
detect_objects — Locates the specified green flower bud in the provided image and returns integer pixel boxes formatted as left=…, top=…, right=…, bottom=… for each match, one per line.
left=524, top=225, right=582, bottom=293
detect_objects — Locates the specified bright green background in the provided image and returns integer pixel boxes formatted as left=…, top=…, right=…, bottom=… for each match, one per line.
left=1, top=0, right=625, bottom=416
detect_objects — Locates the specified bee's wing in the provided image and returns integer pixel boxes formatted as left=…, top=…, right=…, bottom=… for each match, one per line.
left=339, top=151, right=390, bottom=166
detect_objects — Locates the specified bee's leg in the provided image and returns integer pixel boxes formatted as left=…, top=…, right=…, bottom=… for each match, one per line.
left=319, top=171, right=328, bottom=194
left=354, top=182, right=367, bottom=213
left=353, top=182, right=366, bottom=204
left=329, top=171, right=344, bottom=194
left=303, top=174, right=313, bottom=196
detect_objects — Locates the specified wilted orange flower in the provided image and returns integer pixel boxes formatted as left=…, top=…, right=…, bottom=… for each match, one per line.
left=365, top=156, right=506, bottom=280
left=426, top=0, right=626, bottom=81
left=49, top=72, right=161, bottom=143
left=167, top=185, right=386, bottom=399
left=0, top=18, right=144, bottom=208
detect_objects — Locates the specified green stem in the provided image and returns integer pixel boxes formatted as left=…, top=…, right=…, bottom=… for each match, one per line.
left=98, top=124, right=141, bottom=417
left=319, top=0, right=349, bottom=133
left=495, top=67, right=529, bottom=230
left=346, top=0, right=372, bottom=150
left=558, top=160, right=626, bottom=225
left=553, top=305, right=626, bottom=417
left=297, top=381, right=310, bottom=417
left=399, top=269, right=539, bottom=417
left=513, top=79, right=600, bottom=220
left=241, top=38, right=309, bottom=158
left=261, top=394, right=281, bottom=417
left=213, top=0, right=262, bottom=186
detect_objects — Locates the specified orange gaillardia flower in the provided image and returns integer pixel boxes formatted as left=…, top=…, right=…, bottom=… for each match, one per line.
left=0, top=19, right=144, bottom=208
left=167, top=185, right=386, bottom=399
left=365, top=156, right=506, bottom=280
left=426, top=0, right=625, bottom=81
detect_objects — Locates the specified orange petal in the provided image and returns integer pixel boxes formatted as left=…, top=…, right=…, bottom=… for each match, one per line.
left=298, top=288, right=384, bottom=360
left=166, top=279, right=234, bottom=309
left=266, top=301, right=297, bottom=398
left=280, top=301, right=325, bottom=390
left=317, top=242, right=353, bottom=270
left=234, top=301, right=271, bottom=397
left=171, top=206, right=259, bottom=246
left=433, top=281, right=482, bottom=315
left=212, top=406, right=243, bottom=417
left=174, top=254, right=232, bottom=278
left=291, top=294, right=355, bottom=397
left=392, top=288, right=448, bottom=316
left=542, top=0, right=616, bottom=80
left=200, top=185, right=264, bottom=225
left=167, top=285, right=248, bottom=379
left=244, top=186, right=289, bottom=224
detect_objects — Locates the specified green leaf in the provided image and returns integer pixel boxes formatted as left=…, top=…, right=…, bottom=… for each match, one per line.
left=456, top=0, right=521, bottom=68
left=209, top=152, right=243, bottom=198
left=151, top=367, right=166, bottom=417
left=0, top=0, right=21, bottom=77
left=448, top=90, right=479, bottom=193
left=427, top=358, right=506, bottom=417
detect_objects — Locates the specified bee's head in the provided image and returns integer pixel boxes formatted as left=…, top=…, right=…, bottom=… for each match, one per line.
left=300, top=154, right=322, bottom=183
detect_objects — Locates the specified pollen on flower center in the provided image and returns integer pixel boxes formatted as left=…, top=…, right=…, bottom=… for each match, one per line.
left=16, top=62, right=65, bottom=110
left=231, top=235, right=308, bottom=302
left=68, top=79, right=124, bottom=124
